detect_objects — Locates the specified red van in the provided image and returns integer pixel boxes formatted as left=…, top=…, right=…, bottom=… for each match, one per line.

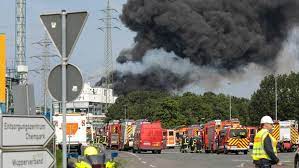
left=133, top=121, right=163, bottom=154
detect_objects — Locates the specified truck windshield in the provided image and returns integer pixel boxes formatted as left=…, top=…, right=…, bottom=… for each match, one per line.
left=230, top=129, right=248, bottom=138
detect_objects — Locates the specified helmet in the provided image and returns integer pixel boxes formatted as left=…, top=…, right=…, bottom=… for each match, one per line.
left=260, top=116, right=274, bottom=124
left=84, top=146, right=98, bottom=156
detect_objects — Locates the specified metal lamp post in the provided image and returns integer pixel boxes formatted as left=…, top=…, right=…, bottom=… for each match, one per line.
left=275, top=75, right=278, bottom=121
left=228, top=82, right=232, bottom=120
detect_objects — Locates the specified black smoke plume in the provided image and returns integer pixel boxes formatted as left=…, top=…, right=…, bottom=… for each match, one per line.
left=96, top=67, right=190, bottom=95
left=98, top=0, right=299, bottom=95
left=121, top=0, right=299, bottom=69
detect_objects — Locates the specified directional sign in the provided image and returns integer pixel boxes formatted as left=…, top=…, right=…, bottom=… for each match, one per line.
left=0, top=149, right=55, bottom=168
left=0, top=115, right=55, bottom=148
left=47, top=63, right=83, bottom=102
left=40, top=11, right=88, bottom=58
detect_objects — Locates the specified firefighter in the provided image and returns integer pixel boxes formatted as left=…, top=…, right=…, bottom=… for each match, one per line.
left=196, top=135, right=202, bottom=153
left=252, top=116, right=282, bottom=168
left=189, top=137, right=197, bottom=153
left=180, top=135, right=189, bottom=153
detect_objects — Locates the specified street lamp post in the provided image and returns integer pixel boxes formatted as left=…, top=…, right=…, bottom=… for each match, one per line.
left=124, top=105, right=127, bottom=121
left=229, top=94, right=232, bottom=120
left=228, top=82, right=232, bottom=120
left=275, top=75, right=278, bottom=121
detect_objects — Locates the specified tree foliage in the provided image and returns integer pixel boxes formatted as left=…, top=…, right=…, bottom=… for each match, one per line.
left=249, top=73, right=299, bottom=125
left=107, top=91, right=250, bottom=128
left=107, top=72, right=299, bottom=127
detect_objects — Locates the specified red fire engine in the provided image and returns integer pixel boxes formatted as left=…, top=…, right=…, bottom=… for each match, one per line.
left=203, top=120, right=222, bottom=153
left=203, top=119, right=250, bottom=154
left=217, top=125, right=249, bottom=154
left=187, top=125, right=201, bottom=138
left=107, top=120, right=122, bottom=149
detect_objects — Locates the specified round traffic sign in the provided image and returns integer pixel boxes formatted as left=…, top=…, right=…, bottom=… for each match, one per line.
left=47, top=63, right=83, bottom=102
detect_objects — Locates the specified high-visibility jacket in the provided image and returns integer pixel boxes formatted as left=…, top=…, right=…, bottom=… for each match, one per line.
left=252, top=129, right=277, bottom=161
left=74, top=161, right=92, bottom=168
left=106, top=161, right=116, bottom=168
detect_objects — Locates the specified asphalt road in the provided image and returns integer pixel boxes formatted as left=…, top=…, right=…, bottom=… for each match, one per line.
left=113, top=149, right=295, bottom=168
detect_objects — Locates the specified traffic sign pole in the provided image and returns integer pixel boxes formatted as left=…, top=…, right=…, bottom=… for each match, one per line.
left=40, top=10, right=88, bottom=168
left=61, top=10, right=67, bottom=168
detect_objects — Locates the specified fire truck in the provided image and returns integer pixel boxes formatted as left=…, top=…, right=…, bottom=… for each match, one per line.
left=203, top=120, right=222, bottom=153
left=119, top=120, right=136, bottom=150
left=203, top=119, right=250, bottom=154
left=107, top=120, right=122, bottom=149
left=163, top=129, right=176, bottom=148
left=188, top=125, right=201, bottom=138
left=272, top=120, right=299, bottom=152
left=217, top=126, right=249, bottom=154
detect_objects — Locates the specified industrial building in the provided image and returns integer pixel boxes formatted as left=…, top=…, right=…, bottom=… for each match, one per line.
left=53, top=82, right=117, bottom=115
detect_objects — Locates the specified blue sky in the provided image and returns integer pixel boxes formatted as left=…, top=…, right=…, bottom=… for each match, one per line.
left=1, top=0, right=264, bottom=105
left=1, top=0, right=136, bottom=105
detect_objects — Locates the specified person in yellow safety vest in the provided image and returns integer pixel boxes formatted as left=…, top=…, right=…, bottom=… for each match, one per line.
left=74, top=161, right=92, bottom=168
left=252, top=116, right=282, bottom=168
left=106, top=160, right=116, bottom=168
left=84, top=146, right=99, bottom=156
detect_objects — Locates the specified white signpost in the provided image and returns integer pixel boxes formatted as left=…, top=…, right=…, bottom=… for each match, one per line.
left=0, top=115, right=55, bottom=168
left=0, top=149, right=55, bottom=168
left=0, top=115, right=55, bottom=148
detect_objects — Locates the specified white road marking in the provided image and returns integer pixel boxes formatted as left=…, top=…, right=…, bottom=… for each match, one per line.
left=162, top=152, right=180, bottom=154
left=124, top=151, right=156, bottom=167
left=127, top=152, right=138, bottom=157
left=233, top=159, right=291, bottom=163
left=236, top=163, right=245, bottom=167
left=282, top=160, right=292, bottom=163
left=232, top=159, right=251, bottom=162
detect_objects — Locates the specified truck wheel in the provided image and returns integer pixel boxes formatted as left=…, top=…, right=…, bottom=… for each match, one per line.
left=243, top=150, right=248, bottom=155
left=137, top=149, right=141, bottom=153
left=158, top=150, right=162, bottom=154
left=152, top=150, right=156, bottom=154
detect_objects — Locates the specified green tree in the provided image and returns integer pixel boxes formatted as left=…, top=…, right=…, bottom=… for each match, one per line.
left=107, top=90, right=250, bottom=127
left=250, top=72, right=299, bottom=125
